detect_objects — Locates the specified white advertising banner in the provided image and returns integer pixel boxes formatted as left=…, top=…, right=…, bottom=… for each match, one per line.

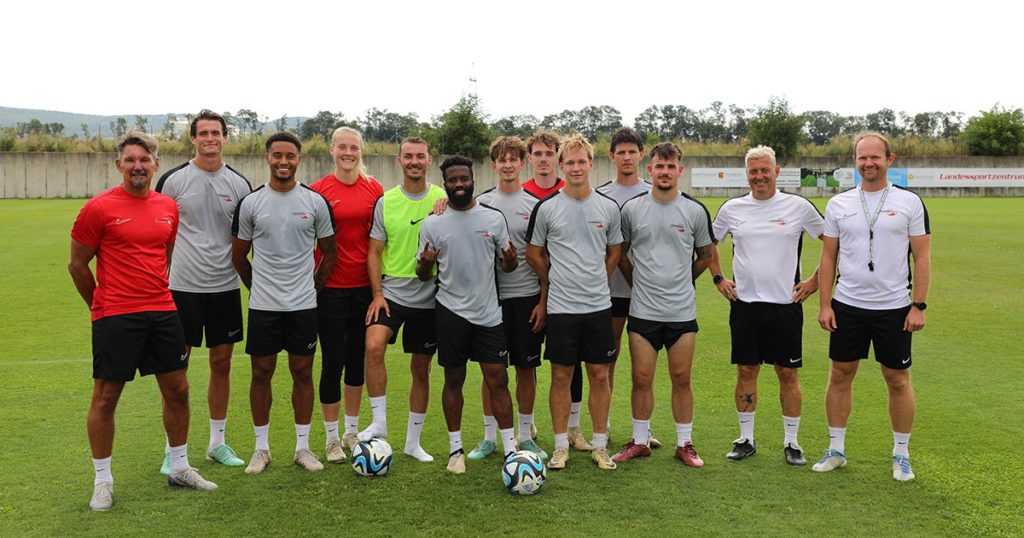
left=691, top=168, right=802, bottom=188
left=829, top=168, right=1024, bottom=188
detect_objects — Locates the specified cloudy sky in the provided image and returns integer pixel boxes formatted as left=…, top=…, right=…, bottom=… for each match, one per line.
left=5, top=0, right=1018, bottom=123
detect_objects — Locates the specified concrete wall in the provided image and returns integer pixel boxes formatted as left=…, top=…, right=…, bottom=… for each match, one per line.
left=2, top=152, right=1024, bottom=198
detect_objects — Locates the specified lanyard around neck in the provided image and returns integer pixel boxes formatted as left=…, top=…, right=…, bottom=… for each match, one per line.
left=858, top=183, right=890, bottom=272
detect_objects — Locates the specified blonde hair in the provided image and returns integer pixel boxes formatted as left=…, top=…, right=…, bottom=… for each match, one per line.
left=557, top=133, right=593, bottom=163
left=332, top=126, right=368, bottom=177
left=745, top=145, right=776, bottom=167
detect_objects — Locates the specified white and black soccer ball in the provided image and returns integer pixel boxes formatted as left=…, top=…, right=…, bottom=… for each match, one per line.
left=502, top=450, right=546, bottom=495
left=351, top=438, right=393, bottom=477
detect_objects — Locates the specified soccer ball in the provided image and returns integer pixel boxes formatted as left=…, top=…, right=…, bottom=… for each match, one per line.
left=351, top=438, right=393, bottom=477
left=502, top=450, right=546, bottom=495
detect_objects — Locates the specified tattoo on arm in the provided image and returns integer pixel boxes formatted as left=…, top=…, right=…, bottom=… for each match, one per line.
left=695, top=245, right=712, bottom=260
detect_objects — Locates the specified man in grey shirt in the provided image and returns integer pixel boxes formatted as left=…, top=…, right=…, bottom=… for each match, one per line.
left=596, top=127, right=658, bottom=448
left=612, top=142, right=713, bottom=469
left=156, top=109, right=251, bottom=472
left=526, top=134, right=622, bottom=471
left=416, top=156, right=518, bottom=474
left=231, top=132, right=337, bottom=474
left=468, top=136, right=549, bottom=462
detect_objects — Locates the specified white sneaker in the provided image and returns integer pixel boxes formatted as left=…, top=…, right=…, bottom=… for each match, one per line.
left=89, top=481, right=113, bottom=511
left=342, top=432, right=360, bottom=450
left=811, top=449, right=847, bottom=472
left=167, top=468, right=218, bottom=491
left=892, top=455, right=915, bottom=481
left=245, top=449, right=272, bottom=474
left=325, top=440, right=346, bottom=464
left=294, top=448, right=324, bottom=471
left=446, top=449, right=466, bottom=474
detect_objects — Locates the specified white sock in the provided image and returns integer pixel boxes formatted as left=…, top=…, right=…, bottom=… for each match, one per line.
left=93, top=456, right=112, bottom=485
left=554, top=432, right=569, bottom=450
left=406, top=412, right=427, bottom=449
left=324, top=420, right=340, bottom=443
left=518, top=413, right=534, bottom=443
left=499, top=427, right=516, bottom=456
left=370, top=395, right=387, bottom=422
left=676, top=422, right=693, bottom=447
left=358, top=396, right=388, bottom=441
left=592, top=432, right=608, bottom=450
left=169, top=443, right=190, bottom=474
left=295, top=423, right=311, bottom=452
left=738, top=411, right=755, bottom=442
left=344, top=415, right=359, bottom=435
left=632, top=418, right=651, bottom=446
left=448, top=430, right=463, bottom=454
left=828, top=426, right=846, bottom=453
left=482, top=415, right=497, bottom=443
left=568, top=402, right=582, bottom=428
left=254, top=424, right=270, bottom=451
left=893, top=431, right=911, bottom=458
left=783, top=415, right=800, bottom=447
left=209, top=419, right=226, bottom=450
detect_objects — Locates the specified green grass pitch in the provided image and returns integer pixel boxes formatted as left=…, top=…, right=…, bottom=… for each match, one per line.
left=0, top=197, right=1020, bottom=536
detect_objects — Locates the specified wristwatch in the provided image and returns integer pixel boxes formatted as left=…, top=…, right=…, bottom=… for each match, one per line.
left=911, top=302, right=927, bottom=311
left=712, top=274, right=724, bottom=285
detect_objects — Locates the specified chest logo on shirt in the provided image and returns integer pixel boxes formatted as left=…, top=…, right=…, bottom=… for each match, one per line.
left=114, top=218, right=132, bottom=225
left=588, top=220, right=605, bottom=229
left=330, top=199, right=341, bottom=207
left=216, top=193, right=234, bottom=202
left=769, top=218, right=787, bottom=226
left=670, top=224, right=687, bottom=233
left=410, top=217, right=426, bottom=225
left=885, top=209, right=898, bottom=216
left=837, top=212, right=857, bottom=220
left=293, top=212, right=310, bottom=220
left=154, top=217, right=174, bottom=226
left=515, top=211, right=530, bottom=221
left=475, top=230, right=493, bottom=238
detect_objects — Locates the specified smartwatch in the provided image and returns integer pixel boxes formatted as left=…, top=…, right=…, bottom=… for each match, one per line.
left=911, top=302, right=927, bottom=311
left=712, top=274, right=724, bottom=285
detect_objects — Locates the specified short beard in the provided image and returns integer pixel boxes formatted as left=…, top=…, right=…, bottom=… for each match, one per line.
left=446, top=186, right=474, bottom=209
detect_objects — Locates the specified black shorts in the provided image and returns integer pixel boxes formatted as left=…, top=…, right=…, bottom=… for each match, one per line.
left=544, top=309, right=615, bottom=366
left=245, top=308, right=318, bottom=357
left=829, top=299, right=913, bottom=369
left=171, top=289, right=243, bottom=348
left=611, top=297, right=631, bottom=318
left=317, top=287, right=371, bottom=388
left=436, top=303, right=507, bottom=368
left=500, top=294, right=544, bottom=368
left=627, top=316, right=698, bottom=351
left=729, top=300, right=804, bottom=368
left=92, top=311, right=188, bottom=382
left=368, top=298, right=437, bottom=355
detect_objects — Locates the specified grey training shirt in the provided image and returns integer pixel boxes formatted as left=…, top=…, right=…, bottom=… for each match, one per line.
left=475, top=188, right=542, bottom=299
left=233, top=184, right=335, bottom=312
left=418, top=203, right=510, bottom=327
left=597, top=179, right=652, bottom=300
left=620, top=192, right=713, bottom=322
left=156, top=161, right=251, bottom=293
left=527, top=190, right=623, bottom=315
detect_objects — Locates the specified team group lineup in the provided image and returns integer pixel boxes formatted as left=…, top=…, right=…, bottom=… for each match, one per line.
left=67, top=110, right=931, bottom=511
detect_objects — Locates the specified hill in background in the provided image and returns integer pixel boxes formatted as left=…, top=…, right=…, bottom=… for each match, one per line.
left=0, top=106, right=302, bottom=136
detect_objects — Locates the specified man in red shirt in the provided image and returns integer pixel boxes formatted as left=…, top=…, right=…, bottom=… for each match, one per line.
left=69, top=131, right=217, bottom=512
left=522, top=130, right=565, bottom=199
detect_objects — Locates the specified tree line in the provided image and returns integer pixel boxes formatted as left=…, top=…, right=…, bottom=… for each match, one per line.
left=3, top=97, right=1023, bottom=158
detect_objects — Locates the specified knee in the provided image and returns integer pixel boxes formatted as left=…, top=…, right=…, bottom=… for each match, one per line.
left=251, top=363, right=275, bottom=385
left=737, top=365, right=759, bottom=383
left=776, top=368, right=800, bottom=388
left=884, top=371, right=912, bottom=393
